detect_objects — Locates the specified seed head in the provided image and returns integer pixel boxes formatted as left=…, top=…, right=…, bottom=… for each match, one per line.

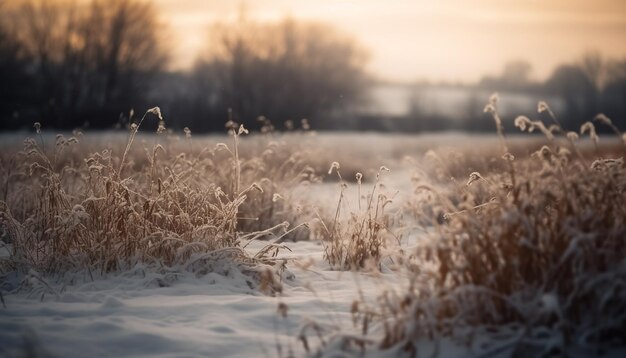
left=489, top=92, right=499, bottom=105
left=157, top=120, right=166, bottom=134
left=284, top=120, right=294, bottom=130
left=301, top=118, right=310, bottom=131
left=466, top=172, right=483, bottom=186
left=225, top=120, right=238, bottom=130
left=580, top=122, right=599, bottom=143
left=566, top=131, right=579, bottom=141
left=594, top=113, right=612, bottom=126
left=147, top=106, right=163, bottom=120
left=215, top=143, right=229, bottom=151
left=532, top=145, right=553, bottom=161
left=514, top=116, right=531, bottom=131
left=34, top=122, right=41, bottom=134
left=591, top=157, right=623, bottom=171
left=547, top=125, right=560, bottom=135
left=537, top=101, right=550, bottom=114
left=483, top=104, right=496, bottom=114
left=502, top=152, right=515, bottom=161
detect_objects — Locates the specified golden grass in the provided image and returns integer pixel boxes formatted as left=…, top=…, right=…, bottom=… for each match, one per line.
left=0, top=111, right=314, bottom=283
left=1, top=99, right=624, bottom=355
left=318, top=163, right=395, bottom=270
left=344, top=97, right=626, bottom=356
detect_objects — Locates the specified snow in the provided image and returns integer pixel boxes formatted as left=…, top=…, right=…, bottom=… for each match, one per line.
left=0, top=163, right=469, bottom=358
left=0, top=239, right=401, bottom=357
left=2, top=133, right=621, bottom=357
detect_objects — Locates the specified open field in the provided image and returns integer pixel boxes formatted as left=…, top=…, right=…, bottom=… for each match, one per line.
left=1, top=103, right=626, bottom=357
left=2, top=0, right=625, bottom=356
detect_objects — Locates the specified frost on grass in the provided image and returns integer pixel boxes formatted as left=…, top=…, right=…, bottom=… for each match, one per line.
left=0, top=109, right=315, bottom=293
left=1, top=102, right=625, bottom=357
left=334, top=98, right=626, bottom=357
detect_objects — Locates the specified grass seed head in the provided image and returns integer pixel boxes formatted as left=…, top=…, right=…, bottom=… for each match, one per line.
left=537, top=101, right=550, bottom=113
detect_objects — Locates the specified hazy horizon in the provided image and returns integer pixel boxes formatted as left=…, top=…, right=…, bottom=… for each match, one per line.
left=154, top=0, right=626, bottom=83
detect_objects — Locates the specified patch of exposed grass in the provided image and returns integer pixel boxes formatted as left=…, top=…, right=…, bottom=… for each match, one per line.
left=0, top=110, right=311, bottom=290
left=342, top=96, right=626, bottom=356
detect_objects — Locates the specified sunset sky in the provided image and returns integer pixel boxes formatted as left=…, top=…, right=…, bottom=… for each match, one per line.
left=153, top=0, right=626, bottom=83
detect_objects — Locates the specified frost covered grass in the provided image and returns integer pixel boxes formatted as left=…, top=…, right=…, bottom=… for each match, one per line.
left=1, top=101, right=625, bottom=357
left=0, top=110, right=316, bottom=291
left=342, top=96, right=626, bottom=357
left=318, top=163, right=396, bottom=270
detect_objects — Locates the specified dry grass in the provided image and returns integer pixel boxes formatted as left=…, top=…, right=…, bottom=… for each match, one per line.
left=316, top=163, right=397, bottom=270
left=1, top=99, right=624, bottom=356
left=344, top=97, right=626, bottom=356
left=0, top=111, right=313, bottom=289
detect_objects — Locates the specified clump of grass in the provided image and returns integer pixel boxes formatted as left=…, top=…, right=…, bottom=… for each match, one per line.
left=0, top=109, right=308, bottom=289
left=345, top=97, right=626, bottom=355
left=317, top=163, right=395, bottom=270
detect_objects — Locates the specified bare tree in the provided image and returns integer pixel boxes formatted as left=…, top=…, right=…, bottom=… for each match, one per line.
left=194, top=16, right=369, bottom=129
left=602, top=59, right=626, bottom=129
left=0, top=0, right=30, bottom=125
left=545, top=64, right=596, bottom=129
left=501, top=60, right=532, bottom=86
left=580, top=51, right=605, bottom=91
left=5, top=0, right=169, bottom=128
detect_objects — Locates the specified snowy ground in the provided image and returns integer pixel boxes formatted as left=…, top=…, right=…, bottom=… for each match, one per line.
left=1, top=132, right=617, bottom=357
left=0, top=240, right=417, bottom=358
left=0, top=157, right=427, bottom=357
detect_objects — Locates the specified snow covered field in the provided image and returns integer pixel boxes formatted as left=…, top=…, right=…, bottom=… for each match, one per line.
left=0, top=235, right=509, bottom=358
left=1, top=130, right=625, bottom=357
left=0, top=240, right=388, bottom=358
left=0, top=157, right=419, bottom=357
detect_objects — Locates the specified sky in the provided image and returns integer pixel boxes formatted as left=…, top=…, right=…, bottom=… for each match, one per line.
left=153, top=0, right=626, bottom=83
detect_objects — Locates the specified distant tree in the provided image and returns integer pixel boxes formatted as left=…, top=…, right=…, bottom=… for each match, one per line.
left=576, top=52, right=607, bottom=120
left=545, top=64, right=596, bottom=129
left=606, top=59, right=626, bottom=82
left=193, top=16, right=369, bottom=130
left=80, top=0, right=168, bottom=110
left=501, top=60, right=532, bottom=86
left=602, top=59, right=626, bottom=129
left=4, top=0, right=169, bottom=128
left=478, top=60, right=534, bottom=92
left=0, top=3, right=30, bottom=127
left=579, top=51, right=605, bottom=91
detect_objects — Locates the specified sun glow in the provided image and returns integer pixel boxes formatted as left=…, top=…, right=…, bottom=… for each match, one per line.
left=154, top=0, right=626, bottom=82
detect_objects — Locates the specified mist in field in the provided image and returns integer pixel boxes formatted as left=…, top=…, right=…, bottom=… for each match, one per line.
left=1, top=1, right=626, bottom=358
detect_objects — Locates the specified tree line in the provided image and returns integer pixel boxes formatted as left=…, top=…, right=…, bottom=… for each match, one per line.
left=1, top=0, right=625, bottom=133
left=0, top=0, right=168, bottom=129
left=477, top=54, right=626, bottom=132
left=0, top=0, right=368, bottom=132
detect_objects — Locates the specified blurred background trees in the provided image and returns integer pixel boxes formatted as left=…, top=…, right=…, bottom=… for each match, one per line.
left=0, top=0, right=369, bottom=132
left=154, top=16, right=369, bottom=132
left=0, top=0, right=625, bottom=133
left=0, top=0, right=168, bottom=129
left=203, top=17, right=367, bottom=129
